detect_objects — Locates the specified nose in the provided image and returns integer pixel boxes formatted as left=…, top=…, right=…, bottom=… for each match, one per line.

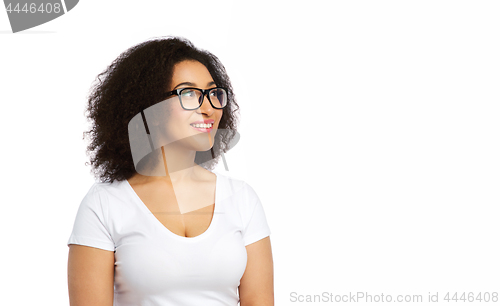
left=197, top=93, right=215, bottom=115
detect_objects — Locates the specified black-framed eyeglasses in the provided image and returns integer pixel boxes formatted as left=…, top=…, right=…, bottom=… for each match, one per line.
left=163, top=87, right=228, bottom=110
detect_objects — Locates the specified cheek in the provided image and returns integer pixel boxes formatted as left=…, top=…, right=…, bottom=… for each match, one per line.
left=159, top=107, right=185, bottom=136
left=165, top=105, right=185, bottom=124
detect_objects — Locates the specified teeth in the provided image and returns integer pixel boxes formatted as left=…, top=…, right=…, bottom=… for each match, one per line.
left=192, top=123, right=213, bottom=128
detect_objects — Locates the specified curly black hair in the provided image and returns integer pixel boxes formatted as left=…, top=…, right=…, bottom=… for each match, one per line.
left=83, top=36, right=240, bottom=183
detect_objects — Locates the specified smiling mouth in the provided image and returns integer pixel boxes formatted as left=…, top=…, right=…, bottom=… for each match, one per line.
left=190, top=123, right=213, bottom=132
left=190, top=123, right=213, bottom=128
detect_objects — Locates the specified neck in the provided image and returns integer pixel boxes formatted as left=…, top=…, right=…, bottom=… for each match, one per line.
left=162, top=143, right=198, bottom=183
left=133, top=142, right=202, bottom=185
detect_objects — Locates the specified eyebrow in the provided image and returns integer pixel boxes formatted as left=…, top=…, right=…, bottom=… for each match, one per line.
left=174, top=81, right=216, bottom=89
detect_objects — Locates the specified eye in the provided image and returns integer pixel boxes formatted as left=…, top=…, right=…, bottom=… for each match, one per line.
left=181, top=89, right=196, bottom=97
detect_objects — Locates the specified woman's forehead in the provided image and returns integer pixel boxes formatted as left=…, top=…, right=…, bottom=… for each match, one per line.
left=171, top=60, right=215, bottom=88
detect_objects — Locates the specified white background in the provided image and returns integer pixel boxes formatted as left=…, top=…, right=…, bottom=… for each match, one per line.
left=1, top=1, right=499, bottom=305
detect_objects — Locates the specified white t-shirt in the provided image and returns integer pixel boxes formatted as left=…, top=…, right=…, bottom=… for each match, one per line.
left=67, top=171, right=271, bottom=306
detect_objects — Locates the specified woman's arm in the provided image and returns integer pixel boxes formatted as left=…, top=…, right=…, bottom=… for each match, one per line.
left=68, top=244, right=115, bottom=306
left=238, top=236, right=274, bottom=306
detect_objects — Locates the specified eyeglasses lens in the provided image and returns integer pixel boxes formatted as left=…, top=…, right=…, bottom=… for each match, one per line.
left=179, top=89, right=200, bottom=110
left=208, top=88, right=227, bottom=109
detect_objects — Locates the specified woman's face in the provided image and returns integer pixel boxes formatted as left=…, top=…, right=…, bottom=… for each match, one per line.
left=161, top=60, right=223, bottom=152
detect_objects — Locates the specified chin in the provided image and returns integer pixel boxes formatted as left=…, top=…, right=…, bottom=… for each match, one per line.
left=195, top=144, right=214, bottom=152
left=187, top=137, right=214, bottom=152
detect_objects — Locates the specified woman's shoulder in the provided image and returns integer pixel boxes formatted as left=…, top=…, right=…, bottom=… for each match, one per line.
left=82, top=179, right=129, bottom=205
left=92, top=179, right=126, bottom=192
left=212, top=171, right=259, bottom=202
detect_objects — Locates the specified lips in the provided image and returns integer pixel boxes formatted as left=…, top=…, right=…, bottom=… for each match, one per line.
left=190, top=119, right=215, bottom=133
left=190, top=119, right=215, bottom=125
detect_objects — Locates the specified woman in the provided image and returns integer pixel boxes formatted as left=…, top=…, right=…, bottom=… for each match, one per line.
left=67, top=36, right=274, bottom=305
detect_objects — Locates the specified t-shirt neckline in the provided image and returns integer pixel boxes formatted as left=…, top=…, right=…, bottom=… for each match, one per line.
left=123, top=171, right=221, bottom=242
